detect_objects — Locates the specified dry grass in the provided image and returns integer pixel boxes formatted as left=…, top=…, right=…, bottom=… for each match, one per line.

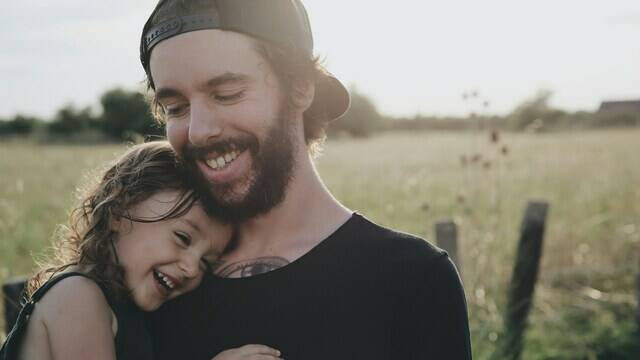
left=318, top=129, right=640, bottom=358
left=1, top=129, right=639, bottom=358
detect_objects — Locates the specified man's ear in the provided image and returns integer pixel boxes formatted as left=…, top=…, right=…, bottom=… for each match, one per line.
left=291, top=80, right=315, bottom=113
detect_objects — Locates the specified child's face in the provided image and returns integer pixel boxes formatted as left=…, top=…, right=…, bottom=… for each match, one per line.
left=114, top=191, right=232, bottom=311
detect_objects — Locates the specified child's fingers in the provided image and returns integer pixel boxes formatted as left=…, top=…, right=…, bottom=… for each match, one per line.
left=236, top=344, right=281, bottom=356
left=211, top=344, right=282, bottom=360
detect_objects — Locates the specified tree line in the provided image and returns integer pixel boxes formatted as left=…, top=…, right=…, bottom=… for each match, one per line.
left=1, top=88, right=638, bottom=141
left=0, top=86, right=388, bottom=141
left=0, top=89, right=163, bottom=142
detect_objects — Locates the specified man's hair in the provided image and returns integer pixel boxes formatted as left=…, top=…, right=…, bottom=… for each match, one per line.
left=145, top=0, right=331, bottom=154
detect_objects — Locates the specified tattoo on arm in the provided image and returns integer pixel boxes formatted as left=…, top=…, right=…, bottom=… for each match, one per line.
left=214, top=257, right=290, bottom=278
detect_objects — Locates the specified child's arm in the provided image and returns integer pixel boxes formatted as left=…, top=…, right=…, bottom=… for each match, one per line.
left=212, top=344, right=283, bottom=360
left=36, top=276, right=117, bottom=360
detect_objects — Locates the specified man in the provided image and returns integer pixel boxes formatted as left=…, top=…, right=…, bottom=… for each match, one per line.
left=140, top=1, right=472, bottom=359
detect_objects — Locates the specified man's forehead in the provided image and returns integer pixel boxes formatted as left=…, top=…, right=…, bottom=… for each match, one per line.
left=149, top=29, right=265, bottom=87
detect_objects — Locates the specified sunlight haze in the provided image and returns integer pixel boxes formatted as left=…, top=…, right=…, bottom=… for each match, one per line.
left=1, top=0, right=638, bottom=119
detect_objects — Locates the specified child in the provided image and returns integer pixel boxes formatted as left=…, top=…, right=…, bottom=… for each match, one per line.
left=1, top=142, right=282, bottom=360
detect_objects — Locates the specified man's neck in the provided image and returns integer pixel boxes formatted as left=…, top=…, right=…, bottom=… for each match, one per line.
left=216, top=149, right=352, bottom=275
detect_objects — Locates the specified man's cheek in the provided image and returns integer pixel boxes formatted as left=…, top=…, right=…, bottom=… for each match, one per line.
left=166, top=121, right=188, bottom=152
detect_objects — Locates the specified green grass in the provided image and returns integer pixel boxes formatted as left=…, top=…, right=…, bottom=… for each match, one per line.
left=2, top=129, right=639, bottom=358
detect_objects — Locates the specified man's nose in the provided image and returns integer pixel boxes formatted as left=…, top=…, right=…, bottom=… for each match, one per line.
left=188, top=101, right=223, bottom=147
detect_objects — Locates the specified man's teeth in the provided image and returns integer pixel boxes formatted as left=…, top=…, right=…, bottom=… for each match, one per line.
left=206, top=150, right=239, bottom=170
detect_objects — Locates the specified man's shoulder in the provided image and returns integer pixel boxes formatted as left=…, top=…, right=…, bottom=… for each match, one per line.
left=343, top=213, right=447, bottom=266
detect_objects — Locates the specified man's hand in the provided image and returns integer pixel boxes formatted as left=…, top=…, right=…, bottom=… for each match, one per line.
left=212, top=344, right=283, bottom=360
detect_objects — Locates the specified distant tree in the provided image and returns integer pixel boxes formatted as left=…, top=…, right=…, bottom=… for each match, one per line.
left=100, top=88, right=163, bottom=140
left=328, top=87, right=385, bottom=137
left=0, top=114, right=42, bottom=136
left=508, top=90, right=566, bottom=130
left=47, top=105, right=97, bottom=134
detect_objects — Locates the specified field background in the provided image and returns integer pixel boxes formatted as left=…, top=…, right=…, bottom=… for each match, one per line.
left=1, top=129, right=639, bottom=359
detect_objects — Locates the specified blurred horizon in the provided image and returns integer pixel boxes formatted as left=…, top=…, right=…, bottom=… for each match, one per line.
left=1, top=0, right=639, bottom=119
left=2, top=2, right=640, bottom=357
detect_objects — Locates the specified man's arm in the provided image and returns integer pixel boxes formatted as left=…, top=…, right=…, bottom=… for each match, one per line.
left=403, top=253, right=473, bottom=359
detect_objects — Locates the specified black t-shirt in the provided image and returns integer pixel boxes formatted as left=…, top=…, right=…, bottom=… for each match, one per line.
left=150, top=213, right=472, bottom=359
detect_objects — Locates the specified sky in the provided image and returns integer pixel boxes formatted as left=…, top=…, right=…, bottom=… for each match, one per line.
left=1, top=0, right=639, bottom=119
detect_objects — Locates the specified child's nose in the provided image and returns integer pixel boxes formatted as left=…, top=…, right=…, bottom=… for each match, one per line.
left=179, top=254, right=201, bottom=278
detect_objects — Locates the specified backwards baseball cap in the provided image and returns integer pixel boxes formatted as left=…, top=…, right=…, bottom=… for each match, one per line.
left=140, top=0, right=350, bottom=121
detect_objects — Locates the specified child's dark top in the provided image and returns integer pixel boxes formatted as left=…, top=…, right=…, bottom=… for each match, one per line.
left=0, top=272, right=153, bottom=360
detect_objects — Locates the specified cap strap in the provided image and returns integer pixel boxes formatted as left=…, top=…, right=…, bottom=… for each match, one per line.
left=143, top=12, right=221, bottom=61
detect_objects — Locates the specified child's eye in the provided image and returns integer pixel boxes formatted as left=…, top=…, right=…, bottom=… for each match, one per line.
left=199, top=258, right=211, bottom=271
left=174, top=231, right=191, bottom=246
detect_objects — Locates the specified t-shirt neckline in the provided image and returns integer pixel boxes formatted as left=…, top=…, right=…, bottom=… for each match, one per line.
left=209, top=212, right=362, bottom=282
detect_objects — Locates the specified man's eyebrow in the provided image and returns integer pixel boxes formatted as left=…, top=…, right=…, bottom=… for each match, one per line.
left=201, top=72, right=249, bottom=89
left=155, top=73, right=249, bottom=101
left=155, top=87, right=183, bottom=102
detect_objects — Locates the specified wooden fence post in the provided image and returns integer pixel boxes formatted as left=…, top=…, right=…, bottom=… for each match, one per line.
left=636, top=271, right=640, bottom=333
left=3, top=277, right=27, bottom=333
left=498, top=201, right=549, bottom=360
left=435, top=220, right=460, bottom=273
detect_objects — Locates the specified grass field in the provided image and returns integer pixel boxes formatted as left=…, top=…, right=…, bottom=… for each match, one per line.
left=1, top=129, right=639, bottom=358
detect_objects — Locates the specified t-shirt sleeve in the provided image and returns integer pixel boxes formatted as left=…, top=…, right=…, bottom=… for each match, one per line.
left=401, top=253, right=473, bottom=359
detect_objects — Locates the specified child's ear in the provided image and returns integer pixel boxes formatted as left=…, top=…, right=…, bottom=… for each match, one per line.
left=109, top=215, right=121, bottom=232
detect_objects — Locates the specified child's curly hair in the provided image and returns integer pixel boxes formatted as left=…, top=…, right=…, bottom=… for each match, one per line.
left=26, top=141, right=201, bottom=301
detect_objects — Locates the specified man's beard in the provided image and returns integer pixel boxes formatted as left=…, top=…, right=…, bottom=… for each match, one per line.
left=182, top=107, right=297, bottom=222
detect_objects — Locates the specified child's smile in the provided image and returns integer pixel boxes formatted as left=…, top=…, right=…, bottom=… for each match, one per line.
left=113, top=190, right=232, bottom=311
left=153, top=269, right=178, bottom=293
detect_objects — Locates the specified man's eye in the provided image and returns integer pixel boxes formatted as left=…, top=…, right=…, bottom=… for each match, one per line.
left=174, top=232, right=191, bottom=246
left=214, top=91, right=244, bottom=103
left=164, top=104, right=188, bottom=117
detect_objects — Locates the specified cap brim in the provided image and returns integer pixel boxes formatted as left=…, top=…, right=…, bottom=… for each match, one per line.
left=312, top=71, right=350, bottom=121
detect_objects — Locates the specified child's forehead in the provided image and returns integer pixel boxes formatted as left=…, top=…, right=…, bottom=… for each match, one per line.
left=134, top=190, right=188, bottom=213
left=176, top=205, right=233, bottom=237
left=177, top=203, right=215, bottom=227
left=133, top=190, right=231, bottom=235
left=133, top=191, right=197, bottom=219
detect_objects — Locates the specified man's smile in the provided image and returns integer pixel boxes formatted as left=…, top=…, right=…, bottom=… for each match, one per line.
left=196, top=147, right=252, bottom=185
left=204, top=149, right=240, bottom=170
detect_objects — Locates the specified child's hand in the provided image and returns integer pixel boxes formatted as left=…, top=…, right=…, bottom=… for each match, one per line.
left=212, top=344, right=283, bottom=360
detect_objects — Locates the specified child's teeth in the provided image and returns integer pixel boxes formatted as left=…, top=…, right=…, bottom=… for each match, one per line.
left=162, top=276, right=173, bottom=288
left=216, top=157, right=225, bottom=167
left=206, top=159, right=219, bottom=169
left=224, top=153, right=232, bottom=162
left=155, top=270, right=175, bottom=290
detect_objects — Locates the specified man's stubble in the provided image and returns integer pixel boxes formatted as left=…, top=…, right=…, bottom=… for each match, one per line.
left=183, top=101, right=298, bottom=223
